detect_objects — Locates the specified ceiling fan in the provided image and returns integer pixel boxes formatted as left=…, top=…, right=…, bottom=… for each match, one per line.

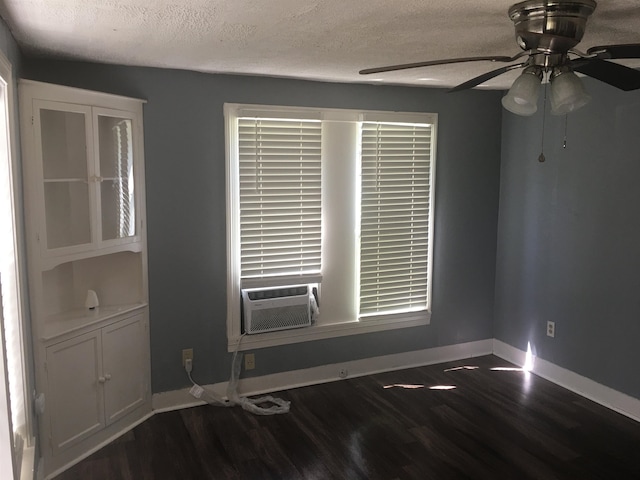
left=359, top=0, right=640, bottom=116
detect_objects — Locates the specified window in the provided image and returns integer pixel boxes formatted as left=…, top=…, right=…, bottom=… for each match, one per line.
left=238, top=117, right=322, bottom=283
left=0, top=52, right=33, bottom=479
left=225, top=105, right=437, bottom=350
left=359, top=120, right=432, bottom=318
left=112, top=119, right=135, bottom=238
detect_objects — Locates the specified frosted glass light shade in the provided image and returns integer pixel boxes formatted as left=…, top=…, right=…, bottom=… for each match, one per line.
left=501, top=71, right=542, bottom=116
left=85, top=289, right=99, bottom=309
left=550, top=71, right=591, bottom=115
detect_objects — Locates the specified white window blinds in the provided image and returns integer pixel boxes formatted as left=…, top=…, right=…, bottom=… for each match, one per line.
left=359, top=121, right=433, bottom=316
left=238, top=117, right=322, bottom=280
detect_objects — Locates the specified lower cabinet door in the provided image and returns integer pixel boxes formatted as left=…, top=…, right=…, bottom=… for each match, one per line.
left=102, top=313, right=146, bottom=424
left=46, top=331, right=105, bottom=453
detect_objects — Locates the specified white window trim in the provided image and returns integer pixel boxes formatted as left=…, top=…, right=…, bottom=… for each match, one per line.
left=225, top=103, right=437, bottom=352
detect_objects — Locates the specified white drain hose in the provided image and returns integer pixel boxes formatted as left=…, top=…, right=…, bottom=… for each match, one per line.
left=187, top=337, right=290, bottom=415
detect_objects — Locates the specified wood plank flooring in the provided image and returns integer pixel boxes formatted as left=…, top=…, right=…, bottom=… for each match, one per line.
left=54, top=355, right=640, bottom=479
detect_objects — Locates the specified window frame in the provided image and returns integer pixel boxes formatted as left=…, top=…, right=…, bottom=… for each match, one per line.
left=0, top=50, right=35, bottom=479
left=225, top=104, right=437, bottom=351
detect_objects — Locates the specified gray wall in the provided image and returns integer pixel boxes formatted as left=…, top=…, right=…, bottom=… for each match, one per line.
left=22, top=60, right=503, bottom=393
left=0, top=19, right=19, bottom=71
left=496, top=78, right=640, bottom=399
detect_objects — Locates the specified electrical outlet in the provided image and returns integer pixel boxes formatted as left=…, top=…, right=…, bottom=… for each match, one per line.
left=245, top=353, right=255, bottom=370
left=547, top=321, right=555, bottom=338
left=339, top=367, right=348, bottom=378
left=182, top=348, right=193, bottom=366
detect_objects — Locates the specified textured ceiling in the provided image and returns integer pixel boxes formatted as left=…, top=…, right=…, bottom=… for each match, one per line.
left=0, top=0, right=639, bottom=89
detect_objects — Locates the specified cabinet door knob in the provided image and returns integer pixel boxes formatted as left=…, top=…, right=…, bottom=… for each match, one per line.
left=105, top=373, right=112, bottom=381
left=98, top=376, right=106, bottom=383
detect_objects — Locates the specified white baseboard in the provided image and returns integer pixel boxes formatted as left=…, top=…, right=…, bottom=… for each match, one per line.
left=156, top=337, right=640, bottom=423
left=493, top=339, right=640, bottom=423
left=153, top=339, right=494, bottom=412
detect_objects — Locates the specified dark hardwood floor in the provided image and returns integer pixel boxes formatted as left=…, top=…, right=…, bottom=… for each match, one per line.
left=54, top=355, right=640, bottom=479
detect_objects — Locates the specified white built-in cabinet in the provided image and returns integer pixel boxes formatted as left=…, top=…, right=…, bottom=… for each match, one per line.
left=46, top=313, right=147, bottom=453
left=19, top=80, right=151, bottom=477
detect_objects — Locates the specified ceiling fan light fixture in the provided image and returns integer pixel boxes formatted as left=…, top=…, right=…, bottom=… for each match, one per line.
left=361, top=2, right=640, bottom=99
left=550, top=68, right=591, bottom=115
left=501, top=66, right=543, bottom=116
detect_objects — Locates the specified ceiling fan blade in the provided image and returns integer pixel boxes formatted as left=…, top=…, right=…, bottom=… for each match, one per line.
left=586, top=44, right=640, bottom=60
left=359, top=53, right=526, bottom=75
left=572, top=58, right=640, bottom=91
left=448, top=63, right=526, bottom=93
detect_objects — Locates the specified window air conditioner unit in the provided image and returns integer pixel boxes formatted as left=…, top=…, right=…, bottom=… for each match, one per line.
left=242, top=285, right=311, bottom=334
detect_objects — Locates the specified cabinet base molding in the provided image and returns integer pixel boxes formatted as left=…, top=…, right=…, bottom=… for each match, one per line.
left=44, top=405, right=152, bottom=480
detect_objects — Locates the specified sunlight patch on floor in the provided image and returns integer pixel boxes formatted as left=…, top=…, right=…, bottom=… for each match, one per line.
left=523, top=341, right=535, bottom=372
left=490, top=342, right=535, bottom=373
left=383, top=384, right=425, bottom=389
left=443, top=365, right=479, bottom=372
left=382, top=384, right=457, bottom=391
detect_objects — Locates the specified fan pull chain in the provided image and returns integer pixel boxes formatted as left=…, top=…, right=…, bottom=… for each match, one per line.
left=563, top=114, right=568, bottom=149
left=538, top=83, right=547, bottom=163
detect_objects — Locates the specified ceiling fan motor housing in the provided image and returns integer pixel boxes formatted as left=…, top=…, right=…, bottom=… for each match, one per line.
left=509, top=0, right=597, bottom=54
left=361, top=0, right=640, bottom=95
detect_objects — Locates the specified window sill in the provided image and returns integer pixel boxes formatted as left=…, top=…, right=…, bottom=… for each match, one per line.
left=227, top=311, right=430, bottom=352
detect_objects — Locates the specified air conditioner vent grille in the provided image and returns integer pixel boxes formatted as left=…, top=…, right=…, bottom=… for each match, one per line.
left=250, top=304, right=310, bottom=334
left=242, top=285, right=312, bottom=334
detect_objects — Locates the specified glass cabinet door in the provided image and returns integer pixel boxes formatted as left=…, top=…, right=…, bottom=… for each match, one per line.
left=38, top=104, right=93, bottom=250
left=96, top=113, right=136, bottom=242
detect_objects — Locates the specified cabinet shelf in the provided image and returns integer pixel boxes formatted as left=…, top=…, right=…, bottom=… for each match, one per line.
left=43, top=302, right=148, bottom=341
left=43, top=178, right=86, bottom=183
left=101, top=176, right=126, bottom=181
left=41, top=241, right=143, bottom=271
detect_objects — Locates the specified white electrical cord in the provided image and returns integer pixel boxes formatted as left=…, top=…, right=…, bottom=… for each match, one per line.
left=186, top=334, right=290, bottom=415
left=186, top=359, right=232, bottom=408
